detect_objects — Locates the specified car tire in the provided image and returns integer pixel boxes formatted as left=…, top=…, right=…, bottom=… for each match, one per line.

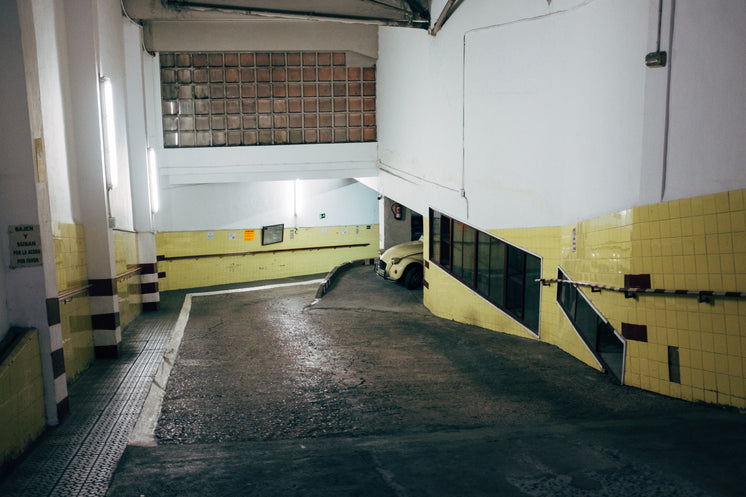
left=403, top=264, right=423, bottom=290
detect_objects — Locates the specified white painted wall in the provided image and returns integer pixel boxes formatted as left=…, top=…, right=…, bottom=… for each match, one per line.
left=0, top=0, right=36, bottom=340
left=158, top=143, right=377, bottom=185
left=33, top=0, right=75, bottom=225
left=144, top=19, right=378, bottom=59
left=156, top=179, right=378, bottom=232
left=97, top=0, right=135, bottom=231
left=65, top=0, right=117, bottom=277
left=377, top=0, right=746, bottom=231
left=123, top=21, right=155, bottom=233
left=663, top=0, right=746, bottom=201
left=464, top=0, right=649, bottom=228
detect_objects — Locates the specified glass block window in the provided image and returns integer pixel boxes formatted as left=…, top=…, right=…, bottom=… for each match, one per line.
left=429, top=209, right=541, bottom=334
left=159, top=51, right=377, bottom=147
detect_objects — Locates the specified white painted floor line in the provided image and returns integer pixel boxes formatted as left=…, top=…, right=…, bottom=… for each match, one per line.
left=189, top=278, right=326, bottom=298
left=128, top=279, right=325, bottom=447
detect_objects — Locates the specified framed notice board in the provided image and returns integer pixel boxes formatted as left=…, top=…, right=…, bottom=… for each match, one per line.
left=262, top=224, right=284, bottom=245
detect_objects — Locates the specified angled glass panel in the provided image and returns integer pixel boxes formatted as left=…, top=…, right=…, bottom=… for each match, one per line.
left=556, top=268, right=625, bottom=383
left=462, top=224, right=476, bottom=286
left=452, top=221, right=465, bottom=279
left=440, top=215, right=451, bottom=269
left=429, top=210, right=441, bottom=264
left=505, top=245, right=525, bottom=318
left=489, top=239, right=505, bottom=307
left=559, top=272, right=576, bottom=320
left=476, top=233, right=491, bottom=296
left=523, top=254, right=541, bottom=332
left=574, top=297, right=599, bottom=350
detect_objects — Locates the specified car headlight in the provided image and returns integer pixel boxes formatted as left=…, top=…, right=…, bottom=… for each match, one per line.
left=390, top=257, right=401, bottom=265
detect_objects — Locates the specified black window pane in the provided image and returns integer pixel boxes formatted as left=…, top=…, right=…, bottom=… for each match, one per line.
left=489, top=239, right=505, bottom=306
left=523, top=254, right=541, bottom=332
left=462, top=225, right=476, bottom=286
left=428, top=210, right=541, bottom=336
left=476, top=233, right=491, bottom=295
left=505, top=245, right=525, bottom=318
left=452, top=221, right=464, bottom=279
left=557, top=269, right=577, bottom=321
left=596, top=320, right=619, bottom=354
left=554, top=269, right=624, bottom=382
left=430, top=210, right=440, bottom=264
left=575, top=297, right=598, bottom=350
left=440, top=216, right=451, bottom=269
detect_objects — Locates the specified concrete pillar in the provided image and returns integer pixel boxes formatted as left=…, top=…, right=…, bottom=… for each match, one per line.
left=64, top=0, right=121, bottom=357
left=124, top=22, right=161, bottom=311
left=5, top=0, right=69, bottom=425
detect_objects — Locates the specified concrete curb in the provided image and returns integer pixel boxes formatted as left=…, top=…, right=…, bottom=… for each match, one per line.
left=316, top=258, right=378, bottom=299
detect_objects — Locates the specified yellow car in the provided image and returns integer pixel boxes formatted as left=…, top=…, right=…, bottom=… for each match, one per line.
left=375, top=239, right=424, bottom=289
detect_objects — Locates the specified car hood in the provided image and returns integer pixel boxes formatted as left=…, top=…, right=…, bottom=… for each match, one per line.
left=381, top=240, right=423, bottom=262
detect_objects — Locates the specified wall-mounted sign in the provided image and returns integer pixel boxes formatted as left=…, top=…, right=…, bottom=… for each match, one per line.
left=9, top=225, right=42, bottom=268
left=206, top=231, right=214, bottom=240
left=244, top=230, right=255, bottom=241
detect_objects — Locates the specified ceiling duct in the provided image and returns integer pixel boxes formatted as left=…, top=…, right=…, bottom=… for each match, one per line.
left=133, top=0, right=431, bottom=28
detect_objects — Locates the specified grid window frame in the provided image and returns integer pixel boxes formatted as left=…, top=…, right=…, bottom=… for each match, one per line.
left=160, top=51, right=376, bottom=148
left=429, top=209, right=541, bottom=335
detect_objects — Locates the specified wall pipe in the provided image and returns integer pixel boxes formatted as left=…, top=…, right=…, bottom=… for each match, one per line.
left=160, top=1, right=429, bottom=28
left=659, top=0, right=676, bottom=201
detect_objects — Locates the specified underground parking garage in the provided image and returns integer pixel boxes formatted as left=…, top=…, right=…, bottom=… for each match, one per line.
left=2, top=0, right=746, bottom=495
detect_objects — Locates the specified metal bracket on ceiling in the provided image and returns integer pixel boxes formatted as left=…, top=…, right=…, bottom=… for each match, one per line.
left=429, top=0, right=464, bottom=36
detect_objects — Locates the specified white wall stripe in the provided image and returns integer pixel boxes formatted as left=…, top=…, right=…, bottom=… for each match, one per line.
left=141, top=293, right=161, bottom=303
left=89, top=295, right=119, bottom=315
left=54, top=374, right=68, bottom=403
left=94, top=328, right=122, bottom=347
left=49, top=323, right=63, bottom=352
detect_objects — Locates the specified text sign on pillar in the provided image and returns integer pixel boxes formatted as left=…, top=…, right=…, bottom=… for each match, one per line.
left=8, top=225, right=42, bottom=268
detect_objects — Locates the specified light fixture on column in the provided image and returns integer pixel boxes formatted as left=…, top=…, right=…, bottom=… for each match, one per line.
left=294, top=178, right=302, bottom=229
left=100, top=76, right=118, bottom=189
left=147, top=147, right=160, bottom=214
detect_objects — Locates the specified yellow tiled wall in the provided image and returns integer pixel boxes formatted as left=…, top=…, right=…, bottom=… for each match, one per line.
left=113, top=231, right=141, bottom=330
left=156, top=225, right=379, bottom=291
left=52, top=223, right=94, bottom=383
left=0, top=329, right=47, bottom=467
left=563, top=189, right=746, bottom=408
left=423, top=188, right=746, bottom=409
left=423, top=224, right=602, bottom=373
left=53, top=223, right=88, bottom=291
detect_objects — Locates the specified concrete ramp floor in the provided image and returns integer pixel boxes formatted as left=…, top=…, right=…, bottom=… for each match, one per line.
left=106, top=266, right=745, bottom=496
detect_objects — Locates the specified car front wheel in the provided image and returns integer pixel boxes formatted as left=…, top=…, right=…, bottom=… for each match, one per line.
left=403, top=264, right=423, bottom=290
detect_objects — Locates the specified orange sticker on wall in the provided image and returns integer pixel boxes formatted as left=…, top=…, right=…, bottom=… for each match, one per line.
left=244, top=230, right=255, bottom=241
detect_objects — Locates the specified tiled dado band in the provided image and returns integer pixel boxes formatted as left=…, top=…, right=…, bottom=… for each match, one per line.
left=45, top=298, right=70, bottom=422
left=89, top=279, right=122, bottom=359
left=160, top=51, right=377, bottom=147
left=140, top=262, right=160, bottom=312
